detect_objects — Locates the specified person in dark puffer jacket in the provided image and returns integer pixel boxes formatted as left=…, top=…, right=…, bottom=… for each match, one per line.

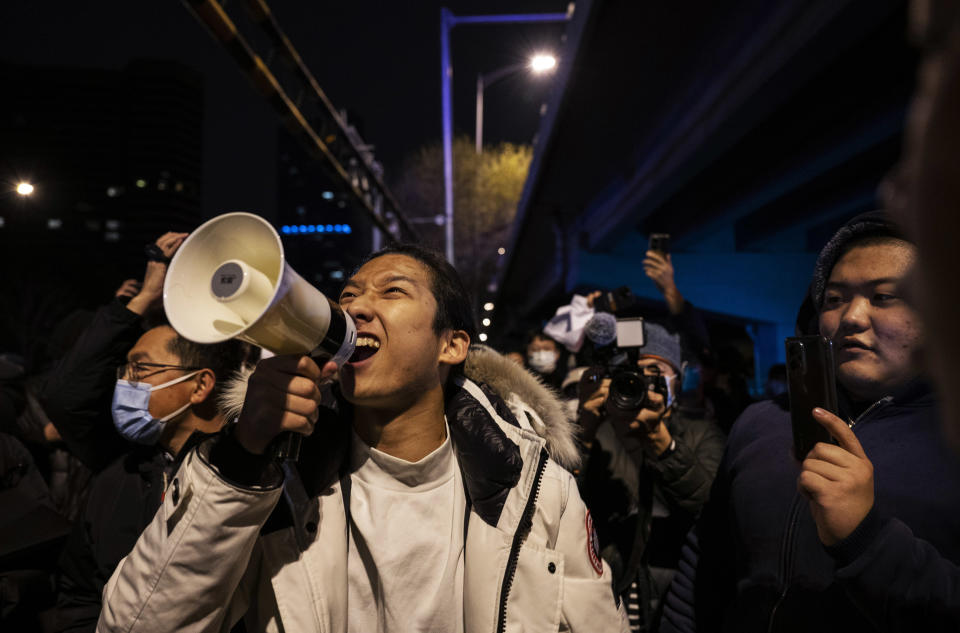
left=660, top=212, right=960, bottom=633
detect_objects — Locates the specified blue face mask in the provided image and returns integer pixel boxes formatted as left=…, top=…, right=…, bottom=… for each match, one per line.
left=111, top=371, right=200, bottom=445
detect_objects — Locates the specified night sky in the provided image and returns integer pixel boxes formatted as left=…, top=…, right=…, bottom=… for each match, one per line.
left=0, top=0, right=567, bottom=219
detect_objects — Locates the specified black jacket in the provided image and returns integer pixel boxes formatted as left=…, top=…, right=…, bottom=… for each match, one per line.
left=39, top=299, right=143, bottom=473
left=0, top=432, right=71, bottom=630
left=662, top=380, right=960, bottom=633
left=52, top=434, right=207, bottom=633
left=580, top=411, right=724, bottom=627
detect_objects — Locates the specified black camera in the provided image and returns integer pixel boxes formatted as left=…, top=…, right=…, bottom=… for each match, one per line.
left=606, top=367, right=668, bottom=417
left=593, top=286, right=638, bottom=315
left=582, top=320, right=670, bottom=418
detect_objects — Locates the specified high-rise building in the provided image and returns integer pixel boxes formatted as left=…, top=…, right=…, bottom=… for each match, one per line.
left=275, top=126, right=374, bottom=298
left=0, top=59, right=203, bottom=297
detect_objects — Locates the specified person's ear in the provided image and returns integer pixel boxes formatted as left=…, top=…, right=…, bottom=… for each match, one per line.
left=439, top=330, right=470, bottom=368
left=189, top=369, right=216, bottom=404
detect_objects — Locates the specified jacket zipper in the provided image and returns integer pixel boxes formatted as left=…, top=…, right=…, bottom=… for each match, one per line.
left=496, top=447, right=549, bottom=633
left=766, top=395, right=892, bottom=632
left=767, top=496, right=804, bottom=633
left=848, top=396, right=892, bottom=429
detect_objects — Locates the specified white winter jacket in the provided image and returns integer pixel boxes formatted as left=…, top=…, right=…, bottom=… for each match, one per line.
left=97, top=346, right=628, bottom=633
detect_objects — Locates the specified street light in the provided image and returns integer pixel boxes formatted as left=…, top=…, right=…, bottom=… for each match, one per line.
left=529, top=53, right=557, bottom=73
left=16, top=182, right=34, bottom=196
left=440, top=8, right=571, bottom=264
left=475, top=52, right=558, bottom=154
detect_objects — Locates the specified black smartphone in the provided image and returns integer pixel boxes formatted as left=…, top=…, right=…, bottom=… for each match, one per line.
left=785, top=336, right=838, bottom=460
left=648, top=233, right=670, bottom=255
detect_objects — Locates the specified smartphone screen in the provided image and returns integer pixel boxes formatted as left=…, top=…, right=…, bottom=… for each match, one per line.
left=649, top=233, right=671, bottom=255
left=785, top=336, right=839, bottom=460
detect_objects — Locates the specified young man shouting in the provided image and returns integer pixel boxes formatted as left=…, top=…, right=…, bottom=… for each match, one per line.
left=98, top=244, right=627, bottom=633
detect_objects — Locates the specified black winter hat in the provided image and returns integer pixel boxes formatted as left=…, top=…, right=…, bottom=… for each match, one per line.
left=795, top=211, right=910, bottom=336
left=810, top=211, right=910, bottom=308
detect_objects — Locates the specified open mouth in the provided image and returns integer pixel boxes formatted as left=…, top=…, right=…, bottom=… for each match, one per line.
left=349, top=334, right=381, bottom=364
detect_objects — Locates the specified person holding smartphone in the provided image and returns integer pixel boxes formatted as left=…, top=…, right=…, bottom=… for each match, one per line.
left=661, top=212, right=960, bottom=633
left=97, top=244, right=628, bottom=633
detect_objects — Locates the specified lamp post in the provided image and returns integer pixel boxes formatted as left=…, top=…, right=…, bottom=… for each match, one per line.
left=475, top=54, right=557, bottom=155
left=440, top=8, right=570, bottom=264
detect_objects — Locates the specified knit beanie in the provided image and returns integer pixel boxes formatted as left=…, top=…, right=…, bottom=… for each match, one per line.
left=810, top=211, right=910, bottom=308
left=640, top=322, right=682, bottom=373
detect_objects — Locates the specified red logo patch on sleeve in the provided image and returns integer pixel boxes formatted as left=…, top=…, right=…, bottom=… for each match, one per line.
left=585, top=510, right=603, bottom=576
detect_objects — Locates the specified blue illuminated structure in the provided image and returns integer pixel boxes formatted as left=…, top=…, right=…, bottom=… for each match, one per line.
left=279, top=223, right=353, bottom=236
left=492, top=0, right=911, bottom=394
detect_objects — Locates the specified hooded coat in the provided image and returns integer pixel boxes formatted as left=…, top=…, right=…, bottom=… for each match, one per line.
left=660, top=213, right=960, bottom=633
left=96, top=345, right=628, bottom=633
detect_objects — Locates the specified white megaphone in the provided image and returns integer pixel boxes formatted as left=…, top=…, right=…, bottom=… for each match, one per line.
left=163, top=212, right=357, bottom=458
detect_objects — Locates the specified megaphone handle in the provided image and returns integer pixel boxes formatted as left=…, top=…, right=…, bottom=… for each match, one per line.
left=272, top=432, right=302, bottom=462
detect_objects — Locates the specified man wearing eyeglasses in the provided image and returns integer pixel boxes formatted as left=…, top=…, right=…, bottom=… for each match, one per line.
left=40, top=232, right=191, bottom=472
left=53, top=324, right=249, bottom=633
left=38, top=230, right=252, bottom=633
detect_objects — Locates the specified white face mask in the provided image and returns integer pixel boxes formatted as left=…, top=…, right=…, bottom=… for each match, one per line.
left=528, top=350, right=559, bottom=374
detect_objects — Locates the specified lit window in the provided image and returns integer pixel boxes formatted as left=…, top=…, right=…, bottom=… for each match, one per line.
left=322, top=191, right=335, bottom=200
left=106, top=220, right=119, bottom=230
left=105, top=231, right=120, bottom=242
left=47, top=218, right=63, bottom=229
left=135, top=179, right=147, bottom=188
left=106, top=186, right=120, bottom=197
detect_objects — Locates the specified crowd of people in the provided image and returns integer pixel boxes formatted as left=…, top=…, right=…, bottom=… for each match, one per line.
left=2, top=2, right=959, bottom=631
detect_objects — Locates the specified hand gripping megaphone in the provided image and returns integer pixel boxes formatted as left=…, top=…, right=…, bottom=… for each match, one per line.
left=163, top=212, right=357, bottom=459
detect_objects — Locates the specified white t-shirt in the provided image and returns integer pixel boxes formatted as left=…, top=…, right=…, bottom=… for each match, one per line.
left=347, top=426, right=466, bottom=633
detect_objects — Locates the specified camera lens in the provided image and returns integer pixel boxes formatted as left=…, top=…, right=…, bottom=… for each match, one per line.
left=608, top=371, right=648, bottom=414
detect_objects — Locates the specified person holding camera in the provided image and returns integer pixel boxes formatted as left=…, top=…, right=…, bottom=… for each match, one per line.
left=39, top=232, right=189, bottom=473
left=661, top=212, right=960, bottom=633
left=576, top=322, right=724, bottom=633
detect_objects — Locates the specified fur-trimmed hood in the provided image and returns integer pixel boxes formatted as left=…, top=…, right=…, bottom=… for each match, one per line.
left=463, top=344, right=580, bottom=470
left=218, top=344, right=581, bottom=472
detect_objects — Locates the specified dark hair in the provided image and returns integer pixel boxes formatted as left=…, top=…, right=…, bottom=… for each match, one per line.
left=166, top=335, right=251, bottom=399
left=523, top=329, right=560, bottom=351
left=355, top=242, right=478, bottom=342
